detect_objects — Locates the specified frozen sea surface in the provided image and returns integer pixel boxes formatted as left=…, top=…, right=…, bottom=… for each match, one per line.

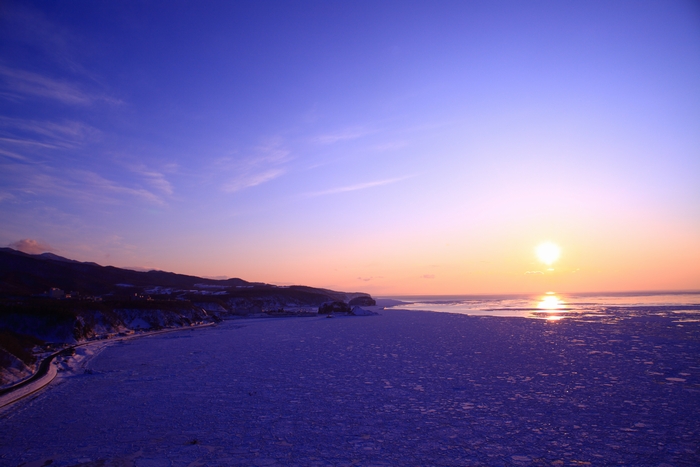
left=1, top=308, right=699, bottom=466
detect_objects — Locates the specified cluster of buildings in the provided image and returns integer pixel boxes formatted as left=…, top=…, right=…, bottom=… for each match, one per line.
left=40, top=288, right=102, bottom=301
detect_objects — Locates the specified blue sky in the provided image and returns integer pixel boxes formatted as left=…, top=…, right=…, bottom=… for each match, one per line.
left=1, top=1, right=699, bottom=294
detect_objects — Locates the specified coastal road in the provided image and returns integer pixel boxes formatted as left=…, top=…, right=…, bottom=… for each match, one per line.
left=0, top=322, right=217, bottom=410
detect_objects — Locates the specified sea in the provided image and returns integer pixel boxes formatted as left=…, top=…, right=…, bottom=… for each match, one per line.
left=379, top=291, right=700, bottom=320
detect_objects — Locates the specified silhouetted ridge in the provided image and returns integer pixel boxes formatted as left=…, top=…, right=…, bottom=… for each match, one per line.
left=0, top=248, right=252, bottom=296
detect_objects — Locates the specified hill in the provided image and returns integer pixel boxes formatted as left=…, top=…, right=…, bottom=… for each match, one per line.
left=0, top=248, right=375, bottom=387
left=0, top=248, right=253, bottom=296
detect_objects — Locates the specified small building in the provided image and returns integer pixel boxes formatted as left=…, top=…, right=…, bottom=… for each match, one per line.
left=47, top=287, right=65, bottom=299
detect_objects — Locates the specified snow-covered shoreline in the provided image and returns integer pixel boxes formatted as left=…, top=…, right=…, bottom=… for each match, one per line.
left=0, top=322, right=217, bottom=410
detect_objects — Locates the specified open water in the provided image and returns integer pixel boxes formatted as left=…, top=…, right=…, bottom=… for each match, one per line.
left=382, top=291, right=700, bottom=319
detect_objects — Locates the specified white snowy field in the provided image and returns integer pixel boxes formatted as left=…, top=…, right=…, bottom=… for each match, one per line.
left=1, top=309, right=699, bottom=466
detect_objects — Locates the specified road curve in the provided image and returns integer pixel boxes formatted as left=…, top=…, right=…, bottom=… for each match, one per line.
left=0, top=322, right=217, bottom=410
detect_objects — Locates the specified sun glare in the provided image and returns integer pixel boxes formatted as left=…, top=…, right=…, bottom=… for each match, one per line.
left=535, top=293, right=567, bottom=320
left=536, top=242, right=561, bottom=266
left=538, top=295, right=563, bottom=310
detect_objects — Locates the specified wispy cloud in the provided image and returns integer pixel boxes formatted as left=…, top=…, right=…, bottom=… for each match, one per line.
left=0, top=117, right=101, bottom=148
left=223, top=168, right=285, bottom=193
left=128, top=164, right=174, bottom=196
left=0, top=148, right=29, bottom=161
left=220, top=141, right=292, bottom=193
left=0, top=66, right=120, bottom=105
left=0, top=136, right=58, bottom=149
left=1, top=162, right=167, bottom=206
left=0, top=66, right=90, bottom=104
left=8, top=238, right=54, bottom=254
left=0, top=118, right=105, bottom=180
left=304, top=176, right=411, bottom=197
left=311, top=127, right=373, bottom=145
left=2, top=2, right=93, bottom=78
left=67, top=170, right=166, bottom=205
left=0, top=5, right=121, bottom=108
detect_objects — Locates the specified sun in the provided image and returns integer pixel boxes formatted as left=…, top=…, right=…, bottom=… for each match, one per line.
left=536, top=242, right=561, bottom=266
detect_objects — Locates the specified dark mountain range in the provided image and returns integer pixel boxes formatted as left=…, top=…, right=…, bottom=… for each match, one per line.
left=0, top=248, right=371, bottom=307
left=0, top=248, right=254, bottom=296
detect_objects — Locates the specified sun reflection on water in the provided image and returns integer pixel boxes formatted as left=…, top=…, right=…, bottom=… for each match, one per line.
left=535, top=293, right=567, bottom=319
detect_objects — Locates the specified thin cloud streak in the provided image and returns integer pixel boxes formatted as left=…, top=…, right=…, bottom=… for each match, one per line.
left=0, top=148, right=29, bottom=161
left=0, top=66, right=92, bottom=105
left=219, top=140, right=292, bottom=193
left=304, top=176, right=412, bottom=198
left=1, top=161, right=168, bottom=206
left=65, top=169, right=167, bottom=205
left=0, top=66, right=121, bottom=105
left=311, top=127, right=373, bottom=145
left=223, top=168, right=285, bottom=193
left=0, top=136, right=58, bottom=149
left=3, top=2, right=96, bottom=79
left=128, top=164, right=174, bottom=196
left=0, top=117, right=101, bottom=147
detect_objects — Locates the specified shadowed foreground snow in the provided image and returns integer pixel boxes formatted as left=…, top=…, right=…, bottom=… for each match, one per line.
left=1, top=309, right=699, bottom=466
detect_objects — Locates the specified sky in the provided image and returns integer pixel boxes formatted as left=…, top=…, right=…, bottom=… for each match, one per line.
left=1, top=1, right=699, bottom=296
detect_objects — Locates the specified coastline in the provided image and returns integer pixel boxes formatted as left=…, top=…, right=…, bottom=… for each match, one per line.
left=0, top=322, right=217, bottom=411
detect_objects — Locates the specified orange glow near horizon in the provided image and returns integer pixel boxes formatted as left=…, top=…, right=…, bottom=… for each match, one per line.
left=77, top=220, right=700, bottom=297
left=111, top=231, right=700, bottom=296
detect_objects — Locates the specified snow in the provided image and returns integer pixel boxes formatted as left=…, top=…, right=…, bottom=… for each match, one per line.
left=128, top=318, right=151, bottom=330
left=0, top=309, right=699, bottom=466
left=0, top=351, right=34, bottom=388
left=0, top=357, right=56, bottom=410
left=350, top=306, right=377, bottom=316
